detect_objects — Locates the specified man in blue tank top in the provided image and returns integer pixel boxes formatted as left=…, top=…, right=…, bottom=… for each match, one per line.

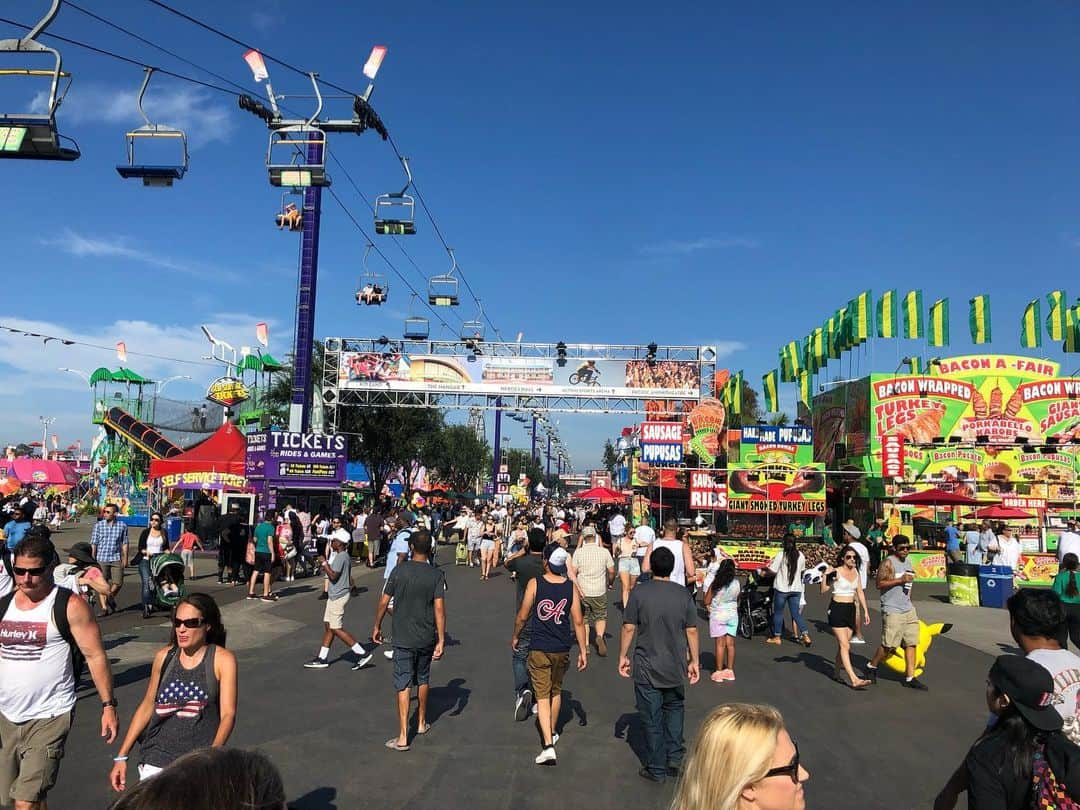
left=511, top=544, right=588, bottom=767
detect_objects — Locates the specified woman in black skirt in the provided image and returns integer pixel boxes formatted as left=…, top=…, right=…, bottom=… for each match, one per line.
left=820, top=544, right=871, bottom=689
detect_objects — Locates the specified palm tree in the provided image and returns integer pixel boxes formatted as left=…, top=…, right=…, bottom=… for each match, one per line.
left=768, top=412, right=790, bottom=426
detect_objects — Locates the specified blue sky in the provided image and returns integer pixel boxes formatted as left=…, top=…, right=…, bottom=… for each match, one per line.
left=2, top=0, right=1079, bottom=470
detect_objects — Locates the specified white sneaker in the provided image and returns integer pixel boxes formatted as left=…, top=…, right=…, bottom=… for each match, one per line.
left=352, top=653, right=374, bottom=671
left=851, top=637, right=866, bottom=645
left=535, top=746, right=557, bottom=766
left=531, top=703, right=538, bottom=716
left=552, top=733, right=560, bottom=746
left=383, top=649, right=394, bottom=660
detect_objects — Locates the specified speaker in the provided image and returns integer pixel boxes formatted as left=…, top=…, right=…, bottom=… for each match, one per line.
left=834, top=443, right=847, bottom=459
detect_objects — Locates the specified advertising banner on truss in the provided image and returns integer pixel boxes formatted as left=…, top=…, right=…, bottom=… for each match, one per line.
left=337, top=352, right=701, bottom=399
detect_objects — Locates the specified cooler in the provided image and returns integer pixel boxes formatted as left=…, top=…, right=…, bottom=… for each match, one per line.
left=978, top=565, right=1014, bottom=609
left=165, top=516, right=183, bottom=543
left=947, top=563, right=980, bottom=607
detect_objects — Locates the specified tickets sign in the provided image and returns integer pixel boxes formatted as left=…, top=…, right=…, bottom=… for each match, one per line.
left=689, top=470, right=727, bottom=510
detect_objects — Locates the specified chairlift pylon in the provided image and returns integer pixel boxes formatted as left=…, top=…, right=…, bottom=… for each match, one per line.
left=266, top=73, right=329, bottom=188
left=403, top=294, right=429, bottom=340
left=355, top=242, right=387, bottom=305
left=428, top=247, right=460, bottom=306
left=0, top=0, right=80, bottom=161
left=115, top=68, right=189, bottom=187
left=374, top=156, right=416, bottom=235
left=274, top=190, right=303, bottom=231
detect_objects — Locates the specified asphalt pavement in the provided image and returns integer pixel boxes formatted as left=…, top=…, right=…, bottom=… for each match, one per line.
left=46, top=529, right=994, bottom=809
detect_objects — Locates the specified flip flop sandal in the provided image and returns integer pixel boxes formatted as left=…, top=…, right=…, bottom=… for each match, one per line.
left=416, top=725, right=431, bottom=735
left=385, top=739, right=410, bottom=751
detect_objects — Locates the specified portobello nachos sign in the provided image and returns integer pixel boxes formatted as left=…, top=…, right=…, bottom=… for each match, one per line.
left=206, top=376, right=250, bottom=408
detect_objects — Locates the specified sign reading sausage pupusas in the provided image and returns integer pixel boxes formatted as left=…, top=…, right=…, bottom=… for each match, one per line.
left=640, top=421, right=684, bottom=465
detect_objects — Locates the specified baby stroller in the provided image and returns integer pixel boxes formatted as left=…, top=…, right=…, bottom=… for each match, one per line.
left=454, top=539, right=468, bottom=566
left=150, top=554, right=187, bottom=610
left=737, top=570, right=774, bottom=639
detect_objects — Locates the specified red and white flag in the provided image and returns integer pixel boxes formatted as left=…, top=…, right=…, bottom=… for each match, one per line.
left=116, top=341, right=127, bottom=363
left=362, top=46, right=388, bottom=80
left=243, top=49, right=269, bottom=82
left=255, top=322, right=269, bottom=347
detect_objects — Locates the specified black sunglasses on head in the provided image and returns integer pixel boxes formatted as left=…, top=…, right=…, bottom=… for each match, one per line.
left=762, top=741, right=801, bottom=784
left=172, top=618, right=205, bottom=629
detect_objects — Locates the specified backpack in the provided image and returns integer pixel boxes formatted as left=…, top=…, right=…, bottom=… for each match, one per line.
left=0, top=587, right=86, bottom=687
left=1032, top=742, right=1080, bottom=809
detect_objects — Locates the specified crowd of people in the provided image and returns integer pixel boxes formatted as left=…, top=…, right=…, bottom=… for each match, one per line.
left=7, top=489, right=1080, bottom=808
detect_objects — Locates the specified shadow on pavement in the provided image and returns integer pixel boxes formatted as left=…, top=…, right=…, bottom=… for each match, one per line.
left=614, top=712, right=648, bottom=767
left=289, top=786, right=338, bottom=809
left=556, top=689, right=587, bottom=732
left=103, top=634, right=137, bottom=652
left=774, top=651, right=840, bottom=679
left=428, top=678, right=470, bottom=721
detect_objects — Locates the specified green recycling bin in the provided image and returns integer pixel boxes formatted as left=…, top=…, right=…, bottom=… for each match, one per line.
left=947, top=562, right=980, bottom=607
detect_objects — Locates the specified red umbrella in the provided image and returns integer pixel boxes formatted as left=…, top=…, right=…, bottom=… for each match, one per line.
left=962, top=505, right=1035, bottom=520
left=897, top=487, right=989, bottom=506
left=576, top=486, right=628, bottom=504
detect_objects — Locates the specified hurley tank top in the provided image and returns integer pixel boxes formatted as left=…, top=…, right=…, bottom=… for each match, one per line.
left=529, top=576, right=575, bottom=653
left=0, top=587, right=76, bottom=722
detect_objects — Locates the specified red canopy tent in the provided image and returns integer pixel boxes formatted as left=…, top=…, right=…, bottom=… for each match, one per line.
left=576, top=486, right=628, bottom=504
left=897, top=488, right=988, bottom=506
left=962, top=505, right=1035, bottom=520
left=148, top=422, right=246, bottom=481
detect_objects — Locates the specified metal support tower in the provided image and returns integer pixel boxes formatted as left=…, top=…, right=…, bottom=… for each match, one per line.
left=290, top=141, right=324, bottom=432
left=467, top=408, right=486, bottom=443
left=491, top=397, right=503, bottom=494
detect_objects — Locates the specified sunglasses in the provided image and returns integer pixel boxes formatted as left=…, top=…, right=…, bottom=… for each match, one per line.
left=13, top=565, right=47, bottom=576
left=150, top=518, right=162, bottom=523
left=895, top=546, right=911, bottom=552
left=842, top=555, right=857, bottom=560
left=172, top=617, right=205, bottom=629
left=762, top=741, right=801, bottom=784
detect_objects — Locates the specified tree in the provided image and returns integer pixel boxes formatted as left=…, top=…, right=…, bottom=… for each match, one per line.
left=601, top=439, right=619, bottom=476
left=503, top=448, right=543, bottom=490
left=349, top=407, right=444, bottom=500
left=728, top=380, right=762, bottom=429
left=427, top=424, right=491, bottom=495
left=768, top=412, right=790, bottom=426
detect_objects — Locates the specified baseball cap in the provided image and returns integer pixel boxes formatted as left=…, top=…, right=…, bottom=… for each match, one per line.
left=989, top=655, right=1062, bottom=732
left=544, top=544, right=569, bottom=575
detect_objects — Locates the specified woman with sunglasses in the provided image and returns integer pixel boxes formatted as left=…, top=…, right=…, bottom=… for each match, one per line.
left=671, top=703, right=809, bottom=810
left=820, top=544, right=872, bottom=689
left=110, top=593, right=238, bottom=791
left=136, top=512, right=169, bottom=620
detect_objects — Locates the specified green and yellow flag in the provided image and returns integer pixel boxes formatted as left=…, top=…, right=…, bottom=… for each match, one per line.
left=811, top=328, right=825, bottom=369
left=825, top=316, right=840, bottom=360
left=1047, top=290, right=1068, bottom=342
left=780, top=342, right=800, bottom=382
left=909, top=356, right=924, bottom=375
left=1065, top=307, right=1080, bottom=353
left=762, top=370, right=779, bottom=414
left=798, top=371, right=812, bottom=409
left=968, top=295, right=991, bottom=344
left=1021, top=299, right=1042, bottom=348
left=730, top=371, right=743, bottom=415
left=854, top=290, right=872, bottom=342
left=902, top=290, right=924, bottom=339
left=877, top=289, right=897, bottom=338
left=928, top=298, right=950, bottom=347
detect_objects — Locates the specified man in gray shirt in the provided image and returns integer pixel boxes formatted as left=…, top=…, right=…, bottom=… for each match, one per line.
left=304, top=531, right=373, bottom=671
left=867, top=534, right=927, bottom=690
left=618, top=546, right=700, bottom=783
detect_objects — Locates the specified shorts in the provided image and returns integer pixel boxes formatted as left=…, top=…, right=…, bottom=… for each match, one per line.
left=582, top=594, right=607, bottom=624
left=480, top=539, right=495, bottom=552
left=179, top=549, right=194, bottom=568
left=323, top=594, right=349, bottom=629
left=527, top=650, right=570, bottom=699
left=101, top=562, right=125, bottom=587
left=709, top=613, right=738, bottom=637
left=393, top=646, right=434, bottom=691
left=253, top=552, right=273, bottom=574
left=0, top=710, right=72, bottom=803
left=882, top=609, right=920, bottom=648
left=827, top=600, right=856, bottom=631
left=467, top=537, right=482, bottom=551
left=617, top=557, right=641, bottom=576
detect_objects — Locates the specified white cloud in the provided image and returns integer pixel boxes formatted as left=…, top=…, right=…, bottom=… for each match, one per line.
left=42, top=229, right=241, bottom=282
left=251, top=11, right=283, bottom=33
left=704, top=341, right=747, bottom=359
left=640, top=236, right=760, bottom=256
left=36, top=82, right=234, bottom=149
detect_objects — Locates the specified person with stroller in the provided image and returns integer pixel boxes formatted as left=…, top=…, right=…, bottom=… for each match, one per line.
left=820, top=544, right=872, bottom=689
left=762, top=533, right=812, bottom=647
left=137, top=512, right=170, bottom=620
left=109, top=593, right=238, bottom=789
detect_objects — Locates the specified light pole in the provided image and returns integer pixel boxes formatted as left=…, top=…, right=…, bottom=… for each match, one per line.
left=39, top=416, right=56, bottom=459
left=156, top=375, right=192, bottom=396
left=57, top=367, right=90, bottom=385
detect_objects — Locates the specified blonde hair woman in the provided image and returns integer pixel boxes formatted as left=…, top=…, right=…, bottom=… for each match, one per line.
left=672, top=704, right=808, bottom=810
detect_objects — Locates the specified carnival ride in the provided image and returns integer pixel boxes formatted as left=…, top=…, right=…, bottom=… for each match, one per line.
left=428, top=248, right=460, bottom=306
left=373, top=156, right=415, bottom=235
left=356, top=243, right=388, bottom=305
left=115, top=67, right=188, bottom=187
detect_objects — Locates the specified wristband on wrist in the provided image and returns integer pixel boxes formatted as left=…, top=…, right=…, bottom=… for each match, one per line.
left=113, top=756, right=129, bottom=762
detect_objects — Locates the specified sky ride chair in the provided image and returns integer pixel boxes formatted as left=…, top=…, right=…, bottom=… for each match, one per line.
left=374, top=156, right=416, bottom=235
left=115, top=68, right=188, bottom=187
left=355, top=243, right=388, bottom=305
left=461, top=301, right=485, bottom=342
left=0, top=0, right=80, bottom=161
left=275, top=192, right=303, bottom=231
left=403, top=294, right=429, bottom=340
left=428, top=248, right=460, bottom=306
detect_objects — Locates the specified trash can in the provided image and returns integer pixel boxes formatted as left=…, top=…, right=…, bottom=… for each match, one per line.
left=947, top=563, right=980, bottom=607
left=978, top=565, right=1015, bottom=609
left=165, top=516, right=183, bottom=544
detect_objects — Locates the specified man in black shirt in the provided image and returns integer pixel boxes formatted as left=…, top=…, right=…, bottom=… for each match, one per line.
left=505, top=529, right=546, bottom=721
left=373, top=530, right=445, bottom=752
left=619, top=546, right=700, bottom=784
left=219, top=504, right=250, bottom=584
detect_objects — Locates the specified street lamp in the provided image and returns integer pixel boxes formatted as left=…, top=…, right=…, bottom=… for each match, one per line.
left=38, top=416, right=56, bottom=459
left=57, top=367, right=91, bottom=385
left=156, top=375, right=192, bottom=396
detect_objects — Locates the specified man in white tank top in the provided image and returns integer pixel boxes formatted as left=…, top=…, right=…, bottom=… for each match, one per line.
left=642, top=520, right=697, bottom=588
left=0, top=535, right=118, bottom=807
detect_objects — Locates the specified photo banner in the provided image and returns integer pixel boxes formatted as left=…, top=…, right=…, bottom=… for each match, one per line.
left=338, top=352, right=701, bottom=399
